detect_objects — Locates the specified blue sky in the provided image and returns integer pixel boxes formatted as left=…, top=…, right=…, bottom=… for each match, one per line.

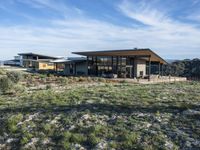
left=0, top=0, right=200, bottom=60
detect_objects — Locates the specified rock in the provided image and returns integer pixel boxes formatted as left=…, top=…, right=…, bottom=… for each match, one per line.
left=193, top=140, right=200, bottom=146
left=165, top=141, right=174, bottom=149
left=6, top=138, right=16, bottom=144
left=24, top=138, right=39, bottom=149
left=69, top=125, right=75, bottom=130
left=95, top=140, right=107, bottom=150
left=182, top=109, right=200, bottom=115
left=71, top=143, right=86, bottom=150
left=0, top=144, right=6, bottom=149
left=81, top=114, right=91, bottom=120
left=42, top=138, right=50, bottom=145
left=185, top=141, right=192, bottom=147
left=146, top=123, right=152, bottom=128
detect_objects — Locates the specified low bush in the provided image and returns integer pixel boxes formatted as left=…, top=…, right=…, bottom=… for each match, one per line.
left=0, top=76, right=13, bottom=93
left=87, top=133, right=100, bottom=147
left=13, top=84, right=25, bottom=94
left=7, top=71, right=22, bottom=83
left=58, top=77, right=68, bottom=85
left=46, top=84, right=52, bottom=90
left=7, top=113, right=23, bottom=133
left=0, top=69, right=6, bottom=75
left=70, top=133, right=86, bottom=144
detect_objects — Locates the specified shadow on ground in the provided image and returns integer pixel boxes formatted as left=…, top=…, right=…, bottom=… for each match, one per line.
left=0, top=103, right=199, bottom=115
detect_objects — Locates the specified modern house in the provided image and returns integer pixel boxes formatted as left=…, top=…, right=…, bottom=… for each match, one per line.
left=72, top=48, right=167, bottom=78
left=18, top=53, right=58, bottom=71
left=18, top=48, right=167, bottom=79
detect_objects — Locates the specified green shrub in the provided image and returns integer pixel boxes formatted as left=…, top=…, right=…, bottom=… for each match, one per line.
left=21, top=137, right=29, bottom=145
left=70, top=133, right=86, bottom=144
left=87, top=133, right=100, bottom=147
left=119, top=132, right=139, bottom=149
left=0, top=76, right=13, bottom=93
left=0, top=69, right=6, bottom=75
left=58, top=77, right=68, bottom=85
left=78, top=77, right=87, bottom=82
left=21, top=131, right=33, bottom=145
left=46, top=84, right=52, bottom=90
left=43, top=124, right=54, bottom=136
left=98, top=78, right=106, bottom=83
left=7, top=71, right=22, bottom=83
left=13, top=84, right=25, bottom=93
left=7, top=113, right=23, bottom=133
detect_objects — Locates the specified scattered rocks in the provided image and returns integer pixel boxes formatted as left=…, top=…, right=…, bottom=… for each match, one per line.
left=95, top=140, right=107, bottom=150
left=182, top=109, right=200, bottom=116
left=164, top=141, right=174, bottom=149
left=71, top=143, right=86, bottom=150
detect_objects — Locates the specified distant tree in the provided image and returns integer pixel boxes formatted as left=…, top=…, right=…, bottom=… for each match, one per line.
left=163, top=59, right=200, bottom=79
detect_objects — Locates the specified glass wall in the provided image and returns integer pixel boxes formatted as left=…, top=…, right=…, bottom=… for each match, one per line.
left=146, top=61, right=160, bottom=75
left=88, top=56, right=130, bottom=77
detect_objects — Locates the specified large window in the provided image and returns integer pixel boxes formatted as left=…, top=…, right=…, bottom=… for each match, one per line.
left=88, top=56, right=130, bottom=77
left=146, top=61, right=160, bottom=75
left=88, top=56, right=97, bottom=75
left=96, top=56, right=112, bottom=75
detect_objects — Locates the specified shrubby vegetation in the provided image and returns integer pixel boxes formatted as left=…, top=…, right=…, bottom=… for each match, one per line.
left=6, top=71, right=22, bottom=83
left=164, top=59, right=200, bottom=79
left=0, top=76, right=13, bottom=93
left=0, top=70, right=23, bottom=94
left=0, top=72, right=199, bottom=149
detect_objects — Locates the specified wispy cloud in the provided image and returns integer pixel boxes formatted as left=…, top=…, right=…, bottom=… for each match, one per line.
left=17, top=0, right=83, bottom=18
left=0, top=0, right=200, bottom=60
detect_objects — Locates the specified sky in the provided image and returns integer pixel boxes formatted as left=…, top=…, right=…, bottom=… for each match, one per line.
left=0, top=0, right=200, bottom=60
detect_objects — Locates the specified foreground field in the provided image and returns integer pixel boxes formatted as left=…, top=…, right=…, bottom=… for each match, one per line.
left=0, top=74, right=200, bottom=149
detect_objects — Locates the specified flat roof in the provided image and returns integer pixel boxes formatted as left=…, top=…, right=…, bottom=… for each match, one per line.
left=18, top=52, right=59, bottom=59
left=73, top=48, right=167, bottom=64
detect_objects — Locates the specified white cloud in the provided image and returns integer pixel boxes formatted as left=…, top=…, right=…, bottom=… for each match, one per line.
left=0, top=0, right=200, bottom=60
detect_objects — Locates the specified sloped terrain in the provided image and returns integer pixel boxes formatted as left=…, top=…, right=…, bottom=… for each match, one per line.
left=0, top=74, right=200, bottom=149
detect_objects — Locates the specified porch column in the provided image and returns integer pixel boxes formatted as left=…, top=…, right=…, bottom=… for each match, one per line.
left=158, top=62, right=161, bottom=76
left=116, top=56, right=118, bottom=74
left=87, top=56, right=89, bottom=75
left=148, top=56, right=151, bottom=81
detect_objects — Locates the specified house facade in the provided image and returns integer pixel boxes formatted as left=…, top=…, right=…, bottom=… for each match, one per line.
left=18, top=53, right=58, bottom=71
left=18, top=49, right=167, bottom=79
left=73, top=49, right=167, bottom=78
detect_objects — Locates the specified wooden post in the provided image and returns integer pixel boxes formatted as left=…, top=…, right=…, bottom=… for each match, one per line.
left=158, top=62, right=161, bottom=76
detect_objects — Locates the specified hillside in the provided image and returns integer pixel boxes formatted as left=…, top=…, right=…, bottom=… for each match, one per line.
left=164, top=59, right=200, bottom=80
left=0, top=71, right=200, bottom=149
